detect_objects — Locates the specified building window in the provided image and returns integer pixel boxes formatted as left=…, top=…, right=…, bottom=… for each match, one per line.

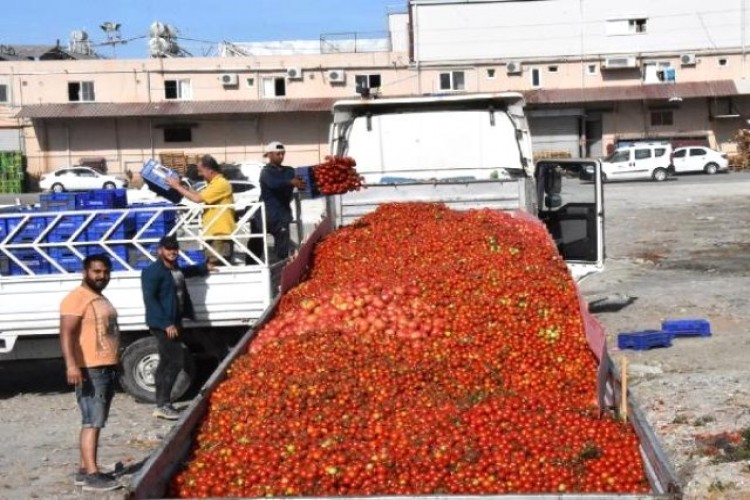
left=246, top=77, right=255, bottom=87
left=355, top=74, right=382, bottom=90
left=643, top=62, right=673, bottom=84
left=68, top=81, right=95, bottom=102
left=531, top=68, right=542, bottom=88
left=0, top=84, right=7, bottom=103
left=650, top=110, right=674, bottom=127
left=606, top=18, right=648, bottom=35
left=586, top=64, right=599, bottom=76
left=438, top=71, right=465, bottom=91
left=486, top=68, right=496, bottom=79
left=548, top=65, right=559, bottom=73
left=165, top=79, right=192, bottom=100
left=718, top=58, right=729, bottom=67
left=262, top=77, right=286, bottom=97
left=163, top=127, right=192, bottom=143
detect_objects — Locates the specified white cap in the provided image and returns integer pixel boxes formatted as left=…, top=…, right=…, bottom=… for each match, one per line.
left=263, top=141, right=286, bottom=156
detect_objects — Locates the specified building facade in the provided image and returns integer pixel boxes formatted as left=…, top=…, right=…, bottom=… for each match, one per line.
left=1, top=0, right=749, bottom=177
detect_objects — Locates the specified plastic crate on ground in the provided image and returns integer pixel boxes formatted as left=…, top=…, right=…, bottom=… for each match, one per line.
left=81, top=189, right=128, bottom=210
left=295, top=166, right=321, bottom=199
left=661, top=318, right=712, bottom=337
left=617, top=330, right=673, bottom=351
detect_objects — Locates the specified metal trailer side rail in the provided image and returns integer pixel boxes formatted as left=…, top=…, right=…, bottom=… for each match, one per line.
left=129, top=214, right=681, bottom=500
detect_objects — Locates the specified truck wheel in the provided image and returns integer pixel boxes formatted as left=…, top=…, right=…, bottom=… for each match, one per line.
left=704, top=162, right=718, bottom=175
left=652, top=168, right=668, bottom=182
left=119, top=336, right=196, bottom=403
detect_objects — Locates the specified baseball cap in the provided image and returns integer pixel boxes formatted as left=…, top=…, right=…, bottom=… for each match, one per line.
left=263, top=141, right=286, bottom=156
left=158, top=235, right=180, bottom=250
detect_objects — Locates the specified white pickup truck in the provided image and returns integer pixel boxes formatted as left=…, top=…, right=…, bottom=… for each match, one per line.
left=0, top=201, right=281, bottom=402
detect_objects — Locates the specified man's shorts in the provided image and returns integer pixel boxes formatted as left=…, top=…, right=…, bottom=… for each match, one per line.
left=76, top=366, right=117, bottom=428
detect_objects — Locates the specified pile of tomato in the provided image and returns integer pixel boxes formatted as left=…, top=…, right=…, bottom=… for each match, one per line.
left=172, top=203, right=649, bottom=498
left=311, top=156, right=364, bottom=195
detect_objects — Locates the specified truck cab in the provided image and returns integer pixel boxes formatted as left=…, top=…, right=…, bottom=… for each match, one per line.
left=327, top=93, right=604, bottom=280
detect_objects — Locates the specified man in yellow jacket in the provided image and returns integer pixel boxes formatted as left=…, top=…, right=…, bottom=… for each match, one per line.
left=166, top=155, right=235, bottom=265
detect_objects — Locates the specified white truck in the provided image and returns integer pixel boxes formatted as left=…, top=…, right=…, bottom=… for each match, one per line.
left=325, top=92, right=604, bottom=281
left=0, top=201, right=281, bottom=402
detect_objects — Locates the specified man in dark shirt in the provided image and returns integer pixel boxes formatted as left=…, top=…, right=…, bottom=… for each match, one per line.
left=259, top=141, right=306, bottom=260
left=140, top=235, right=213, bottom=419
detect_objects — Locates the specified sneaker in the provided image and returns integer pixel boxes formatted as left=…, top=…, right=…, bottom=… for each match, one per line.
left=73, top=470, right=86, bottom=486
left=75, top=470, right=114, bottom=486
left=82, top=472, right=121, bottom=492
left=153, top=405, right=180, bottom=420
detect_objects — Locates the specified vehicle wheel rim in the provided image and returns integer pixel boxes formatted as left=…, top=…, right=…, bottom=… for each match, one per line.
left=655, top=170, right=666, bottom=181
left=52, top=184, right=63, bottom=193
left=706, top=164, right=717, bottom=174
left=104, top=183, right=115, bottom=189
left=134, top=353, right=160, bottom=391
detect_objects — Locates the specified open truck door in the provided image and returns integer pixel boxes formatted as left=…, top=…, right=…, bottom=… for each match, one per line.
left=535, top=159, right=604, bottom=281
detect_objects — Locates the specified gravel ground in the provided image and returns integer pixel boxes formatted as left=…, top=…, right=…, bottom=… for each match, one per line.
left=1, top=173, right=749, bottom=499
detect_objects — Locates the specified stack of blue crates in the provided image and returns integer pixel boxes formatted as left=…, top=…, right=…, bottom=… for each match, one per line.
left=178, top=250, right=206, bottom=268
left=133, top=203, right=176, bottom=239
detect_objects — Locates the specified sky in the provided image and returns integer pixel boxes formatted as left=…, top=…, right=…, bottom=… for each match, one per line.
left=2, top=0, right=405, bottom=59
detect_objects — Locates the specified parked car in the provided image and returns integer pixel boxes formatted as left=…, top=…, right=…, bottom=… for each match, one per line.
left=39, top=166, right=128, bottom=192
left=671, top=146, right=729, bottom=175
left=600, top=143, right=674, bottom=182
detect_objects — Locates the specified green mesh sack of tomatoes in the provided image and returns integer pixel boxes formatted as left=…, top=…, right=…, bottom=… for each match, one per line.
left=172, top=203, right=649, bottom=498
left=311, top=156, right=364, bottom=195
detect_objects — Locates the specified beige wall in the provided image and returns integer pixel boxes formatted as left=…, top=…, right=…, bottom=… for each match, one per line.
left=2, top=47, right=748, bottom=174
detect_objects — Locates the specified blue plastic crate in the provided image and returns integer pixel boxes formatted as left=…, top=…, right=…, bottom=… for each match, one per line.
left=48, top=248, right=85, bottom=273
left=178, top=250, right=205, bottom=268
left=7, top=250, right=51, bottom=276
left=5, top=215, right=49, bottom=243
left=85, top=244, right=129, bottom=271
left=0, top=218, right=6, bottom=242
left=45, top=215, right=88, bottom=242
left=80, top=189, right=128, bottom=210
left=141, top=159, right=180, bottom=191
left=40, top=192, right=87, bottom=211
left=128, top=244, right=158, bottom=270
left=295, top=166, right=321, bottom=199
left=85, top=213, right=135, bottom=241
left=617, top=330, right=673, bottom=351
left=661, top=319, right=711, bottom=337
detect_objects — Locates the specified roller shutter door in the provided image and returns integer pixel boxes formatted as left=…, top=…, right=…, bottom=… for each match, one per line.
left=529, top=116, right=579, bottom=158
left=0, top=129, right=21, bottom=152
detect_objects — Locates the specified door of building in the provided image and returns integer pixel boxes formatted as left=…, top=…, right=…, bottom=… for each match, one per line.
left=528, top=115, right=580, bottom=158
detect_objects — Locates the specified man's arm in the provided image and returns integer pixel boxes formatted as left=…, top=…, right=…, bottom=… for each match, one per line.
left=166, top=177, right=203, bottom=203
left=59, top=315, right=83, bottom=385
left=261, top=167, right=304, bottom=191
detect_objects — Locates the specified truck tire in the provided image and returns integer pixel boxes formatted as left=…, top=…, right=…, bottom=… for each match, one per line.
left=119, top=336, right=196, bottom=403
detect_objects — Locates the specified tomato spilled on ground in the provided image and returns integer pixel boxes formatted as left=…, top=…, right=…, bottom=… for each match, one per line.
left=172, top=203, right=649, bottom=497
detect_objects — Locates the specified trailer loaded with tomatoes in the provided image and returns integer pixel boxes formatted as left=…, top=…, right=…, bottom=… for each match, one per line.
left=131, top=202, right=679, bottom=499
left=131, top=93, right=679, bottom=498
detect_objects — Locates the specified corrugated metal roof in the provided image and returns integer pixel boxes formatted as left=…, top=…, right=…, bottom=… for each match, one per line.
left=15, top=98, right=339, bottom=119
left=525, top=80, right=738, bottom=105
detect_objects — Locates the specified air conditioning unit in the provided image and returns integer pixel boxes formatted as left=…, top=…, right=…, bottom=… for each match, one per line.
left=220, top=73, right=239, bottom=86
left=327, top=69, right=346, bottom=83
left=602, top=56, right=638, bottom=69
left=680, top=53, right=697, bottom=66
left=506, top=61, right=523, bottom=74
left=286, top=67, right=303, bottom=80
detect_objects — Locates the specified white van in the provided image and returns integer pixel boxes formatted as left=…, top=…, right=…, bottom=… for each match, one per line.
left=601, top=143, right=674, bottom=182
